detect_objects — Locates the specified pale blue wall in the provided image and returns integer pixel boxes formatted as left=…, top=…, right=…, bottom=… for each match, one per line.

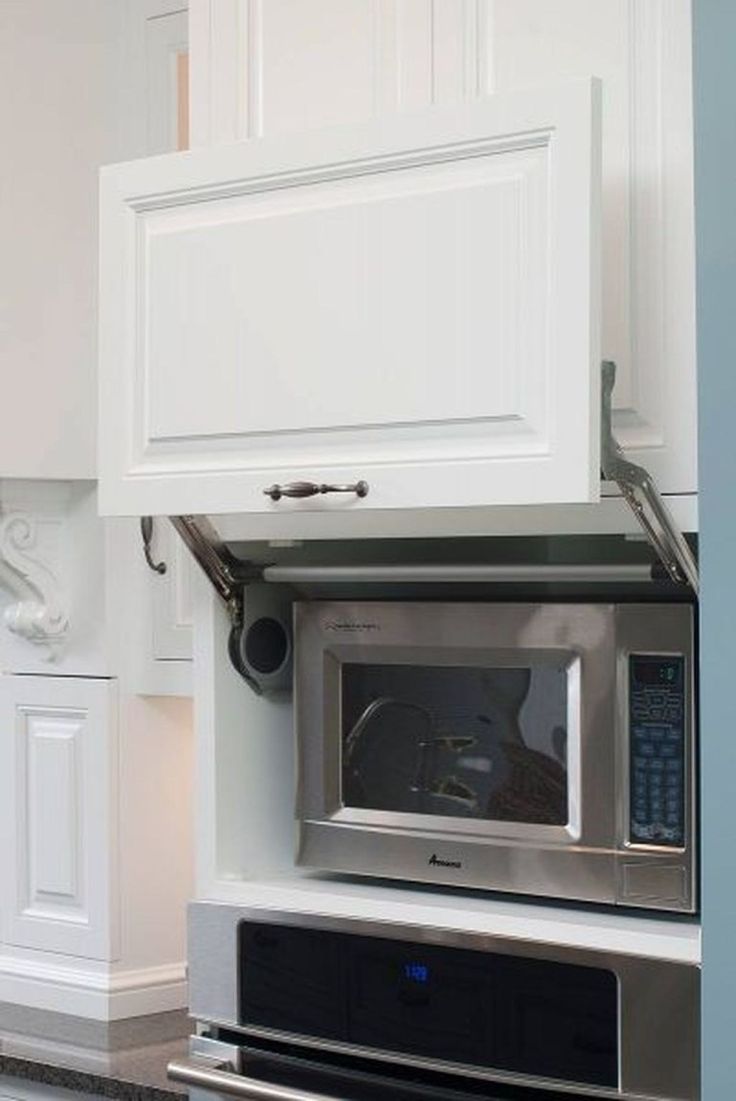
left=693, top=1, right=736, bottom=1095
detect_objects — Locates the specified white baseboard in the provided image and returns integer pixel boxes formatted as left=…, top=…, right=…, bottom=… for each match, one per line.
left=0, top=954, right=187, bottom=1020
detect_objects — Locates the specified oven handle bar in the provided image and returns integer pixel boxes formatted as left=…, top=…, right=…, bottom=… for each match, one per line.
left=167, top=1057, right=344, bottom=1101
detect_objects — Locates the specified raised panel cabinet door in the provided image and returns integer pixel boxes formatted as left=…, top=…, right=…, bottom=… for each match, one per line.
left=0, top=676, right=119, bottom=960
left=99, top=81, right=601, bottom=518
left=189, top=0, right=696, bottom=497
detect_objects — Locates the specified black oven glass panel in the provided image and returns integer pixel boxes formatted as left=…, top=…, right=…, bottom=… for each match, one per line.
left=341, top=662, right=570, bottom=825
left=238, top=923, right=618, bottom=1089
left=239, top=924, right=345, bottom=1039
left=629, top=655, right=686, bottom=847
left=350, top=940, right=489, bottom=1065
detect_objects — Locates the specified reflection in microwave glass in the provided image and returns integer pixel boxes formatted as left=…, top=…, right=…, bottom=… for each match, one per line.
left=341, top=664, right=569, bottom=826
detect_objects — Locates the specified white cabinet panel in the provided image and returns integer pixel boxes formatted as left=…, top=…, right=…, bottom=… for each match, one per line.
left=135, top=1, right=194, bottom=669
left=152, top=522, right=194, bottom=661
left=144, top=4, right=189, bottom=155
left=190, top=0, right=463, bottom=147
left=0, top=676, right=119, bottom=960
left=99, top=82, right=601, bottom=517
left=189, top=0, right=696, bottom=496
left=480, top=0, right=696, bottom=493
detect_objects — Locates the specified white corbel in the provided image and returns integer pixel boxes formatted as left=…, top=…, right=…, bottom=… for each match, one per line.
left=0, top=483, right=71, bottom=658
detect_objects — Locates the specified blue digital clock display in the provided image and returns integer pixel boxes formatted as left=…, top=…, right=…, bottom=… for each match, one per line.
left=403, top=962, right=429, bottom=983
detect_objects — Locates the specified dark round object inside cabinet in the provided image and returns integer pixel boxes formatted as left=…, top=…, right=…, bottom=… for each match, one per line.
left=244, top=616, right=289, bottom=674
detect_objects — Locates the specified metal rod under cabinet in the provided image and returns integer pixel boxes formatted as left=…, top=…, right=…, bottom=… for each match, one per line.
left=262, top=563, right=658, bottom=585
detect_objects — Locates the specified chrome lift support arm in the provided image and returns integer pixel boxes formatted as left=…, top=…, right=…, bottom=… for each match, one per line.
left=600, top=361, right=698, bottom=593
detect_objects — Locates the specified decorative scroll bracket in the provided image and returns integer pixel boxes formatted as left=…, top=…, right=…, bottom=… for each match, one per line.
left=0, top=492, right=71, bottom=658
left=601, top=361, right=699, bottom=593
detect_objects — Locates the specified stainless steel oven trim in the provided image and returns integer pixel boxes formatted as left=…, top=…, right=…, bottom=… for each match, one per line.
left=169, top=1054, right=346, bottom=1101
left=170, top=1043, right=674, bottom=1101
left=188, top=901, right=700, bottom=1101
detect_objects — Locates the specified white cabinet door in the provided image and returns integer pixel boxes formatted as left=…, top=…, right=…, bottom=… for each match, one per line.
left=0, top=676, right=119, bottom=960
left=99, top=82, right=601, bottom=518
left=189, top=0, right=696, bottom=497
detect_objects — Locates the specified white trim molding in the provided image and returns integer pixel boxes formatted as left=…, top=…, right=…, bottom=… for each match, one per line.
left=0, top=482, right=72, bottom=658
left=0, top=953, right=187, bottom=1020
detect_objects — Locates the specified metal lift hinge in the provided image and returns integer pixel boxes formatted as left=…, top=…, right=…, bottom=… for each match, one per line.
left=167, top=364, right=698, bottom=606
left=168, top=515, right=263, bottom=627
left=601, top=361, right=698, bottom=593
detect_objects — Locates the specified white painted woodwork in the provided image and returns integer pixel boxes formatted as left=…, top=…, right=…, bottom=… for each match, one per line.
left=143, top=3, right=189, bottom=155
left=113, top=4, right=196, bottom=671
left=152, top=523, right=194, bottom=661
left=0, top=5, right=195, bottom=1020
left=142, top=0, right=195, bottom=667
left=188, top=0, right=696, bottom=497
left=0, top=482, right=72, bottom=659
left=211, top=490, right=698, bottom=543
left=0, top=677, right=118, bottom=960
left=99, top=81, right=601, bottom=517
left=0, top=481, right=120, bottom=678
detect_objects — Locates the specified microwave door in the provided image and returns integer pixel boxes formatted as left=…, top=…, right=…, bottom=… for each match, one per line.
left=339, top=660, right=573, bottom=833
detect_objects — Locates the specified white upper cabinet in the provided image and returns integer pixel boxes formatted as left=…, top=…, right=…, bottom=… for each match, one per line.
left=188, top=0, right=697, bottom=499
left=98, top=0, right=696, bottom=525
left=99, top=81, right=600, bottom=517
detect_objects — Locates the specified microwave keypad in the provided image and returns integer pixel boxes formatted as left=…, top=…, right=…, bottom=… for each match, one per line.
left=629, top=655, right=686, bottom=847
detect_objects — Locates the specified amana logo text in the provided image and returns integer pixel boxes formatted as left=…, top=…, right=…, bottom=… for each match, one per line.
left=324, top=620, right=380, bottom=632
left=428, top=853, right=462, bottom=869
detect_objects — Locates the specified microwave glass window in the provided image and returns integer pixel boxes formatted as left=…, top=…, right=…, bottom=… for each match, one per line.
left=341, top=663, right=569, bottom=825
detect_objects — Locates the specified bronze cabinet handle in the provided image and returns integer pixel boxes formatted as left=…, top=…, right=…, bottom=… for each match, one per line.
left=263, top=480, right=369, bottom=502
left=140, top=516, right=167, bottom=574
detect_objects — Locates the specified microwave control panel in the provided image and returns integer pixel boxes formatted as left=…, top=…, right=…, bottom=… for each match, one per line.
left=628, top=655, right=686, bottom=847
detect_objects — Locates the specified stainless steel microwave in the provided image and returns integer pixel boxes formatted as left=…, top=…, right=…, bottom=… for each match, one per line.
left=295, top=601, right=696, bottom=912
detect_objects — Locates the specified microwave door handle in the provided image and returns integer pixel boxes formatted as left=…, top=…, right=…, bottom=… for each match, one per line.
left=167, top=1057, right=346, bottom=1101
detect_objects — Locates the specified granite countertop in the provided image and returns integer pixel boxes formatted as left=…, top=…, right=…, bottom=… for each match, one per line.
left=0, top=1003, right=190, bottom=1100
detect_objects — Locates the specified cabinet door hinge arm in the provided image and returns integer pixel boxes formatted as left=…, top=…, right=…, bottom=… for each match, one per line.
left=169, top=515, right=263, bottom=627
left=601, top=361, right=698, bottom=593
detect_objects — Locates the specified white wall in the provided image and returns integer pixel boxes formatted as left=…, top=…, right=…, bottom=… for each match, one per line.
left=0, top=1, right=127, bottom=479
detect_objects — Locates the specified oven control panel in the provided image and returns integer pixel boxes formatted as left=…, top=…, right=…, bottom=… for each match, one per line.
left=238, top=921, right=618, bottom=1089
left=629, top=654, right=687, bottom=847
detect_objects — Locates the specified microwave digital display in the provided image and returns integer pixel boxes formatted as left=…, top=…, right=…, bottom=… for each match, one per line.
left=341, top=662, right=570, bottom=826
